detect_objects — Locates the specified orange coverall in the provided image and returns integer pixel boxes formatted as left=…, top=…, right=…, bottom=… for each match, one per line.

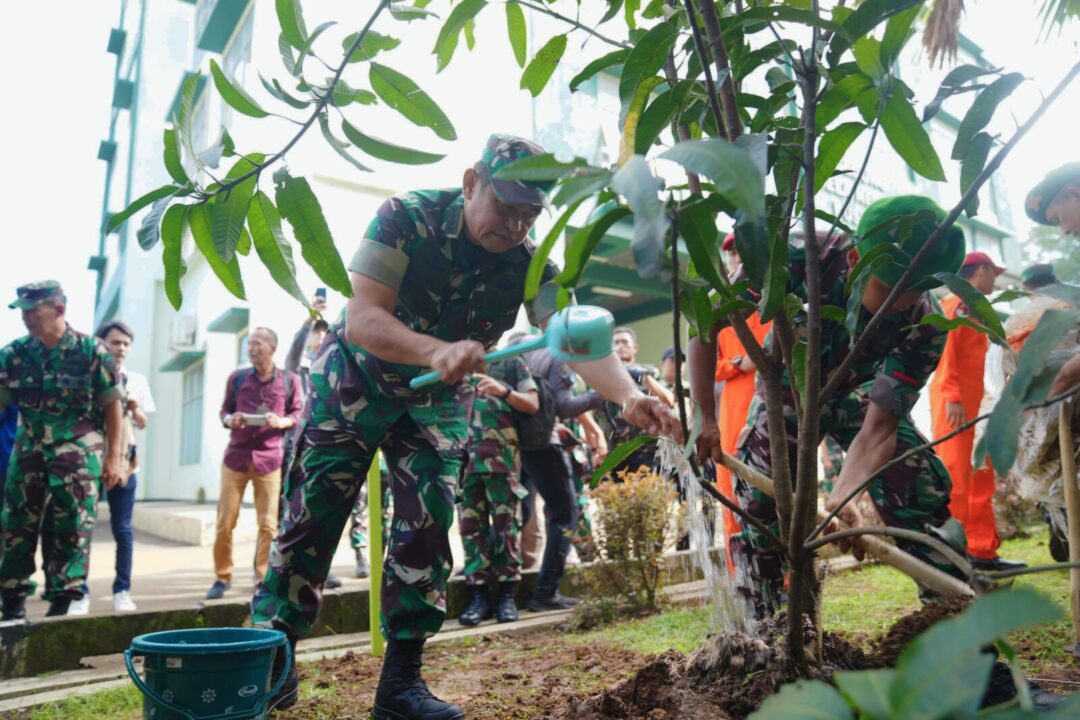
left=715, top=315, right=772, bottom=565
left=929, top=294, right=1000, bottom=560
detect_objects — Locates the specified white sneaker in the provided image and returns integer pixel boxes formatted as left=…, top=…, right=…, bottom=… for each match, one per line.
left=68, top=595, right=90, bottom=616
left=113, top=591, right=137, bottom=612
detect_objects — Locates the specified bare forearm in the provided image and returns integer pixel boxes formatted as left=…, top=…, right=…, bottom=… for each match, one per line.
left=103, top=401, right=123, bottom=460
left=506, top=389, right=539, bottom=414
left=688, top=336, right=717, bottom=422
left=570, top=354, right=642, bottom=406
left=132, top=408, right=148, bottom=430
left=347, top=304, right=446, bottom=367
left=832, top=419, right=897, bottom=502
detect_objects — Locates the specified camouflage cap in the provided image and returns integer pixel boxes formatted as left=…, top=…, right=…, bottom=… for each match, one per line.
left=1025, top=162, right=1080, bottom=225
left=1021, top=263, right=1057, bottom=288
left=480, top=134, right=553, bottom=208
left=9, top=280, right=65, bottom=310
left=855, top=195, right=965, bottom=292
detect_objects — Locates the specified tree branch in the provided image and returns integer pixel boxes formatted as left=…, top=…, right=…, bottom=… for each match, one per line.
left=820, top=59, right=1080, bottom=404
left=804, top=525, right=975, bottom=582
left=199, top=0, right=392, bottom=202
left=983, top=561, right=1080, bottom=581
left=509, top=0, right=630, bottom=49
left=697, top=0, right=742, bottom=140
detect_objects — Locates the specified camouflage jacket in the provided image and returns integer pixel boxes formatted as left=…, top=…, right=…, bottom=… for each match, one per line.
left=465, top=356, right=536, bottom=479
left=312, top=188, right=558, bottom=453
left=0, top=326, right=120, bottom=448
left=764, top=239, right=946, bottom=418
left=597, top=362, right=661, bottom=447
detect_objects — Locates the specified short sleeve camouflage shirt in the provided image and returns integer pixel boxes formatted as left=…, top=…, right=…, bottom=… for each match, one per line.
left=466, top=356, right=536, bottom=476
left=0, top=326, right=121, bottom=446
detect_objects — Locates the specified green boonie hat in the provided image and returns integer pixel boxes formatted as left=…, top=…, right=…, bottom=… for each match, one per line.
left=480, top=134, right=553, bottom=208
left=1021, top=263, right=1057, bottom=287
left=1025, top=162, right=1080, bottom=225
left=9, top=280, right=65, bottom=310
left=855, top=195, right=965, bottom=292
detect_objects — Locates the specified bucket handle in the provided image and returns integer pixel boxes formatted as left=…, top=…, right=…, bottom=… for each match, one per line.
left=124, top=640, right=292, bottom=720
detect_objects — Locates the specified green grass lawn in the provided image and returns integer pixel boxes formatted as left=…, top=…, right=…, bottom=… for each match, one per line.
left=11, top=532, right=1074, bottom=719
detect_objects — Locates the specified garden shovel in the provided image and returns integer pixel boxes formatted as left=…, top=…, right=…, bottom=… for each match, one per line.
left=409, top=304, right=615, bottom=390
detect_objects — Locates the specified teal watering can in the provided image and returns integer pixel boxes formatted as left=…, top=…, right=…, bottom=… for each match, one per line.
left=409, top=305, right=615, bottom=390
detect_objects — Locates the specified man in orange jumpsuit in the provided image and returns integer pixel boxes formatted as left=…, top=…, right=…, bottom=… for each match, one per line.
left=930, top=251, right=1025, bottom=571
left=713, top=234, right=771, bottom=564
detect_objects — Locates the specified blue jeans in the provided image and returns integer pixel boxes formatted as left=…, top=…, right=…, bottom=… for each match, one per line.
left=107, top=475, right=137, bottom=593
left=521, top=446, right=577, bottom=597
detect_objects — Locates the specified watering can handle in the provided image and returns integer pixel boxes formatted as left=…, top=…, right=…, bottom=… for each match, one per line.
left=408, top=334, right=547, bottom=390
left=124, top=640, right=293, bottom=720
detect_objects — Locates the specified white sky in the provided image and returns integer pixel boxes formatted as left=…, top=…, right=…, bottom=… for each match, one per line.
left=0, top=1, right=1076, bottom=344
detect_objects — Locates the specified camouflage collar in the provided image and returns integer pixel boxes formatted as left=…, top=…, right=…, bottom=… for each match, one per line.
left=28, top=324, right=77, bottom=353
left=440, top=191, right=466, bottom=241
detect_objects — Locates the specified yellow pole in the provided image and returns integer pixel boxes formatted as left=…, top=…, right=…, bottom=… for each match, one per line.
left=368, top=451, right=384, bottom=657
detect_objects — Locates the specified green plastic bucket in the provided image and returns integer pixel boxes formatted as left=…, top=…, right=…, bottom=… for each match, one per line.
left=125, top=628, right=291, bottom=720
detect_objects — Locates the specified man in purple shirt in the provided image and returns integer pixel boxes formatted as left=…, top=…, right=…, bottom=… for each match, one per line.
left=207, top=327, right=302, bottom=599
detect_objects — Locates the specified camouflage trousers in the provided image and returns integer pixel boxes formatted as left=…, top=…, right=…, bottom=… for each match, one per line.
left=0, top=443, right=100, bottom=601
left=458, top=472, right=522, bottom=585
left=348, top=478, right=393, bottom=553
left=568, top=456, right=596, bottom=562
left=251, top=414, right=461, bottom=640
left=731, top=385, right=958, bottom=615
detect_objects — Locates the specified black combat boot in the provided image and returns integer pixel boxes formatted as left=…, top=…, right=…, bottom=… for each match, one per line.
left=267, top=632, right=299, bottom=711
left=495, top=582, right=519, bottom=624
left=1, top=595, right=25, bottom=622
left=45, top=596, right=72, bottom=617
left=372, top=639, right=464, bottom=720
left=457, top=585, right=491, bottom=627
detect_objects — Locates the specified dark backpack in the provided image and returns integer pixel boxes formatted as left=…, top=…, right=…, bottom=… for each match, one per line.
left=506, top=355, right=557, bottom=452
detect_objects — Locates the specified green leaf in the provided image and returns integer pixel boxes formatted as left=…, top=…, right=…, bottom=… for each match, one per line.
left=734, top=40, right=798, bottom=82
left=923, top=64, right=999, bottom=122
left=160, top=204, right=187, bottom=310
left=135, top=196, right=174, bottom=251
left=591, top=435, right=659, bottom=487
left=814, top=122, right=864, bottom=193
left=635, top=81, right=697, bottom=155
left=433, top=0, right=486, bottom=72
left=932, top=272, right=1006, bottom=344
left=677, top=199, right=726, bottom=295
left=919, top=313, right=998, bottom=336
left=852, top=37, right=884, bottom=83
left=236, top=226, right=252, bottom=256
left=758, top=227, right=790, bottom=322
left=817, top=74, right=874, bottom=129
left=881, top=89, right=945, bottom=181
left=208, top=155, right=262, bottom=263
left=389, top=2, right=439, bottom=21
left=624, top=0, right=641, bottom=28
left=369, top=63, right=457, bottom=140
left=991, top=288, right=1028, bottom=305
left=294, top=20, right=336, bottom=75
left=176, top=72, right=202, bottom=172
left=820, top=305, right=846, bottom=323
left=660, top=138, right=765, bottom=219
left=557, top=207, right=631, bottom=289
left=276, top=0, right=308, bottom=49
left=331, top=79, right=378, bottom=107
left=791, top=341, right=808, bottom=400
left=960, top=131, right=994, bottom=216
left=494, top=154, right=588, bottom=181
left=729, top=6, right=842, bottom=34
left=551, top=170, right=613, bottom=208
left=749, top=679, right=852, bottom=720
left=341, top=120, right=444, bottom=165
left=525, top=198, right=585, bottom=301
left=879, top=4, right=920, bottom=68
left=894, top=588, right=1061, bottom=718
left=106, top=184, right=180, bottom=233
left=247, top=190, right=308, bottom=305
left=845, top=253, right=891, bottom=346
left=600, top=0, right=624, bottom=24
left=344, top=30, right=401, bottom=63
left=619, top=75, right=664, bottom=164
left=163, top=128, right=189, bottom=185
left=827, top=0, right=923, bottom=66
left=505, top=1, right=526, bottom=67
left=318, top=112, right=373, bottom=172
left=815, top=209, right=853, bottom=235
left=520, top=34, right=567, bottom=97
left=618, top=22, right=677, bottom=123
left=279, top=34, right=299, bottom=76
left=275, top=175, right=351, bottom=296
left=733, top=215, right=769, bottom=291
left=952, top=72, right=1024, bottom=160
left=610, top=156, right=669, bottom=279
left=187, top=204, right=245, bottom=300
left=987, top=308, right=1080, bottom=473
left=260, top=74, right=310, bottom=109
left=569, top=49, right=630, bottom=92
left=210, top=59, right=269, bottom=118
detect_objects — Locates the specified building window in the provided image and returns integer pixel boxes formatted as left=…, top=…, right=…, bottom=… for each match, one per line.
left=180, top=362, right=205, bottom=466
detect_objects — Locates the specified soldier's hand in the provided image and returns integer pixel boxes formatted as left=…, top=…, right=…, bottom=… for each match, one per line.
left=696, top=417, right=723, bottom=466
left=227, top=412, right=246, bottom=429
left=945, top=401, right=966, bottom=429
left=473, top=374, right=506, bottom=397
left=622, top=394, right=681, bottom=443
left=430, top=341, right=487, bottom=385
left=824, top=491, right=866, bottom=561
left=126, top=398, right=139, bottom=413
left=102, top=455, right=125, bottom=491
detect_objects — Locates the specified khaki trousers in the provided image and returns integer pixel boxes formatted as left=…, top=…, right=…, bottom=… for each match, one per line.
left=213, top=463, right=281, bottom=583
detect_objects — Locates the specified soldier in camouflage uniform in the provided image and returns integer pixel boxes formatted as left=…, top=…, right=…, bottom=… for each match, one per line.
left=251, top=135, right=676, bottom=720
left=348, top=460, right=392, bottom=577
left=0, top=281, right=125, bottom=621
left=598, top=327, right=664, bottom=476
left=457, top=356, right=537, bottom=626
left=690, top=196, right=968, bottom=616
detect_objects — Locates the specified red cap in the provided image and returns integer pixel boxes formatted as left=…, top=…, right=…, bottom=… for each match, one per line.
left=963, top=251, right=1006, bottom=276
left=722, top=233, right=736, bottom=251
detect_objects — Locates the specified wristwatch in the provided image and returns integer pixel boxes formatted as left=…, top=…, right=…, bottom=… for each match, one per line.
left=502, top=384, right=512, bottom=399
